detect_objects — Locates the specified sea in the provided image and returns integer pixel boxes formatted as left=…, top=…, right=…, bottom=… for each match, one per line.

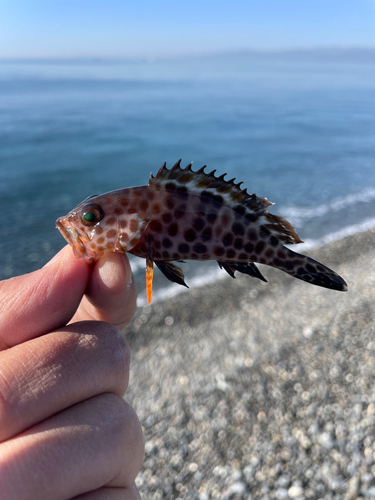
left=1, top=51, right=375, bottom=305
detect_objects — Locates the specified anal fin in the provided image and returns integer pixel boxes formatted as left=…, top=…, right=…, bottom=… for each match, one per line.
left=146, top=257, right=154, bottom=305
left=155, top=261, right=189, bottom=288
left=217, top=261, right=267, bottom=283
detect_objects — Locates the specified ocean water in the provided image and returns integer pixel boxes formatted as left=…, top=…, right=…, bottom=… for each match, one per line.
left=1, top=54, right=375, bottom=304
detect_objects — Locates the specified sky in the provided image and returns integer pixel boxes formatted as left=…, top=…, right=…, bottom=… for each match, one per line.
left=1, top=0, right=375, bottom=59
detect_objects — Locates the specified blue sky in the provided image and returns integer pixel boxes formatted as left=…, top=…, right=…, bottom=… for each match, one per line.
left=1, top=0, right=375, bottom=58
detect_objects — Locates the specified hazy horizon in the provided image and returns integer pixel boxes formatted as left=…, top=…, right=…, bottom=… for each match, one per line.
left=1, top=1, right=375, bottom=59
left=1, top=46, right=375, bottom=63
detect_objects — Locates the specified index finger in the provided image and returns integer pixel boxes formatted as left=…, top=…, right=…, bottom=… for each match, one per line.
left=0, top=246, right=90, bottom=350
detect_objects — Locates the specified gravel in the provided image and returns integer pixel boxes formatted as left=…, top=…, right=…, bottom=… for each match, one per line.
left=124, top=227, right=375, bottom=499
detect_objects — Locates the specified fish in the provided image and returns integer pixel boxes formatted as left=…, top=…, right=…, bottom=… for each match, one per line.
left=56, top=160, right=348, bottom=304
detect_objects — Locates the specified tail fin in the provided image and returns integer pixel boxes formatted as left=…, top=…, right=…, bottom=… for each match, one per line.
left=271, top=246, right=347, bottom=291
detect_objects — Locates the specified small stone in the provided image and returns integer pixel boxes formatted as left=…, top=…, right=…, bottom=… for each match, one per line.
left=318, top=432, right=334, bottom=449
left=275, top=487, right=288, bottom=499
left=288, top=485, right=304, bottom=498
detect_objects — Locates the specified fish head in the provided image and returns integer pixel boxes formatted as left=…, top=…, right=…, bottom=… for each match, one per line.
left=56, top=193, right=148, bottom=264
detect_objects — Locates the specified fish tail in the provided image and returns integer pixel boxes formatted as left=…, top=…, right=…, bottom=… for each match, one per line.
left=270, top=246, right=348, bottom=291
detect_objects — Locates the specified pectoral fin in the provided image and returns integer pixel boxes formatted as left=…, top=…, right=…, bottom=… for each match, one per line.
left=117, top=214, right=148, bottom=251
left=155, top=261, right=188, bottom=288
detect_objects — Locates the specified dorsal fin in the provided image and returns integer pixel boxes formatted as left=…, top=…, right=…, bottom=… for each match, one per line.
left=149, top=160, right=302, bottom=245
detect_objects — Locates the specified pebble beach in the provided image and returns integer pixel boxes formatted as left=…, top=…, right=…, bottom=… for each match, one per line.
left=124, top=227, right=375, bottom=499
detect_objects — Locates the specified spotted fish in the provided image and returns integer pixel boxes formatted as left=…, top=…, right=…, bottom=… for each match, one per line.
left=56, top=160, right=348, bottom=303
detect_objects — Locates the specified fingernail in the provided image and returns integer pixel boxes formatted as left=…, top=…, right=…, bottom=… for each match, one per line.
left=43, top=247, right=66, bottom=267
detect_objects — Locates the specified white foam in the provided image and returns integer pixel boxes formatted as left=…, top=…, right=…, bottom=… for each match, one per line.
left=281, top=187, right=375, bottom=227
left=295, top=216, right=375, bottom=252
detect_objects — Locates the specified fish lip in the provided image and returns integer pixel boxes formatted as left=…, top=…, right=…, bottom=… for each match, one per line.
left=56, top=216, right=94, bottom=262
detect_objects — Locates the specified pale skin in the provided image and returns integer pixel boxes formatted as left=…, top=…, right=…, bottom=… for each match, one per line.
left=0, top=246, right=144, bottom=500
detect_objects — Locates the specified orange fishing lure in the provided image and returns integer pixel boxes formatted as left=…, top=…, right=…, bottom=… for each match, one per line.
left=57, top=160, right=347, bottom=303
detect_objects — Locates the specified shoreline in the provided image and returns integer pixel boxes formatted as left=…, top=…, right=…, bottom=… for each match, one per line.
left=125, top=226, right=375, bottom=499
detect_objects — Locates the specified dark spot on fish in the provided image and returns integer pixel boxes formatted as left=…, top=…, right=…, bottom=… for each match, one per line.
left=163, top=238, right=172, bottom=248
left=185, top=228, right=197, bottom=242
left=154, top=240, right=161, bottom=249
left=152, top=203, right=161, bottom=214
left=273, top=258, right=282, bottom=267
left=163, top=250, right=170, bottom=258
left=114, top=207, right=123, bottom=216
left=234, top=205, right=246, bottom=216
left=176, top=185, right=188, bottom=198
left=162, top=213, right=173, bottom=224
left=285, top=260, right=295, bottom=270
left=214, top=246, right=225, bottom=256
left=255, top=241, right=265, bottom=253
left=193, top=243, right=207, bottom=254
left=178, top=243, right=189, bottom=253
left=220, top=214, right=231, bottom=226
left=96, top=226, right=104, bottom=235
left=226, top=248, right=236, bottom=259
left=193, top=218, right=205, bottom=231
left=106, top=229, right=117, bottom=239
left=168, top=223, right=178, bottom=236
left=119, top=219, right=128, bottom=229
left=165, top=196, right=175, bottom=210
left=270, top=235, right=279, bottom=247
left=306, top=263, right=315, bottom=273
left=207, top=212, right=218, bottom=223
left=140, top=200, right=149, bottom=211
left=223, top=233, right=233, bottom=247
left=129, top=219, right=139, bottom=232
left=106, top=216, right=116, bottom=226
left=238, top=253, right=248, bottom=260
left=248, top=231, right=258, bottom=241
left=232, top=222, right=245, bottom=236
left=149, top=220, right=162, bottom=233
left=245, top=213, right=259, bottom=223
left=165, top=182, right=176, bottom=191
left=260, top=226, right=271, bottom=238
left=147, top=190, right=155, bottom=200
left=202, top=227, right=212, bottom=240
left=175, top=204, right=186, bottom=219
left=97, top=237, right=104, bottom=244
left=265, top=248, right=274, bottom=258
left=215, top=226, right=223, bottom=237
left=234, top=238, right=243, bottom=250
left=297, top=267, right=306, bottom=276
left=120, top=197, right=129, bottom=206
left=244, top=242, right=254, bottom=253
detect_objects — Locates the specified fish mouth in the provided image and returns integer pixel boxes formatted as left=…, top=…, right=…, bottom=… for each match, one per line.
left=56, top=216, right=96, bottom=263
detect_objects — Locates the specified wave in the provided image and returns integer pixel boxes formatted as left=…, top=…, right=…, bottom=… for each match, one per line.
left=280, top=187, right=375, bottom=227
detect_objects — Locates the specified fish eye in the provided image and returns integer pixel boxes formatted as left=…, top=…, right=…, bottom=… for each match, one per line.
left=80, top=204, right=104, bottom=226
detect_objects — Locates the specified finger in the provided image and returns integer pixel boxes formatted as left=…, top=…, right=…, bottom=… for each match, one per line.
left=0, top=394, right=144, bottom=500
left=0, top=322, right=130, bottom=442
left=71, top=252, right=138, bottom=330
left=72, top=483, right=141, bottom=500
left=0, top=246, right=90, bottom=350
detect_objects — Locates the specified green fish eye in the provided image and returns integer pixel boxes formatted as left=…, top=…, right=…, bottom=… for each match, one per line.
left=80, top=204, right=104, bottom=226
left=82, top=211, right=96, bottom=223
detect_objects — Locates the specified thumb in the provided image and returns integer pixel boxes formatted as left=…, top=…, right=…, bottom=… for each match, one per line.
left=71, top=252, right=138, bottom=330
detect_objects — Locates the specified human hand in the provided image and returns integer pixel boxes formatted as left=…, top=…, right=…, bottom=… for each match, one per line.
left=0, top=246, right=144, bottom=500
